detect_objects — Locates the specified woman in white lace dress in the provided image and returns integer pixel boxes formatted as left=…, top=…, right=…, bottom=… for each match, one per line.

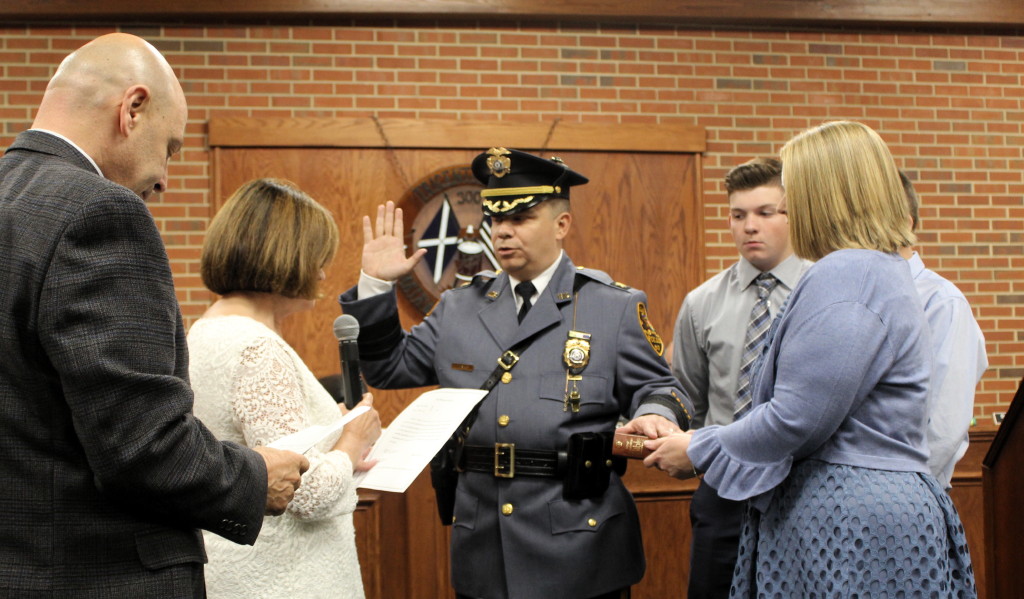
left=188, top=178, right=381, bottom=599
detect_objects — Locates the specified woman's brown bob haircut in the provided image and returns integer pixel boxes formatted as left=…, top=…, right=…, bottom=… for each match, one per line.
left=201, top=178, right=340, bottom=300
left=780, top=121, right=915, bottom=261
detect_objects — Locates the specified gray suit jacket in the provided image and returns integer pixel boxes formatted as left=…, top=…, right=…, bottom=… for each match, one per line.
left=0, top=131, right=267, bottom=597
left=341, top=254, right=691, bottom=599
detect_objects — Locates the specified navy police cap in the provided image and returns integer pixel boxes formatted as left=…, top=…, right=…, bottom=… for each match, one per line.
left=471, top=147, right=589, bottom=216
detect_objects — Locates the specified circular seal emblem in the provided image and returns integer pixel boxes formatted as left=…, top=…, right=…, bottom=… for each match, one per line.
left=563, top=337, right=591, bottom=374
left=396, top=166, right=499, bottom=314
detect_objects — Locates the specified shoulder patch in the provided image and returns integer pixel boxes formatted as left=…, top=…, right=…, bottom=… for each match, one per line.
left=636, top=302, right=664, bottom=356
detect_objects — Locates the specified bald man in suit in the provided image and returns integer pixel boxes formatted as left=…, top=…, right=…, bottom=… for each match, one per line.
left=0, top=33, right=308, bottom=597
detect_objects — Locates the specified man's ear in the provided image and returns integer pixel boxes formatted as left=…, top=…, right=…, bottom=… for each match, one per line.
left=554, top=210, right=572, bottom=241
left=118, top=85, right=150, bottom=137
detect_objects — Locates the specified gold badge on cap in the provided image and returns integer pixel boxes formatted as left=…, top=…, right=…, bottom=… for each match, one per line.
left=636, top=302, right=664, bottom=356
left=486, top=147, right=512, bottom=178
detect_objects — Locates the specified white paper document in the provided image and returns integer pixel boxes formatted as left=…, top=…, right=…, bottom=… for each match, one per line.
left=268, top=405, right=370, bottom=454
left=354, top=388, right=488, bottom=493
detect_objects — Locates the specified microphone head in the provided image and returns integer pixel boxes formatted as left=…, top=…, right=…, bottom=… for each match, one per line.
left=333, top=314, right=360, bottom=341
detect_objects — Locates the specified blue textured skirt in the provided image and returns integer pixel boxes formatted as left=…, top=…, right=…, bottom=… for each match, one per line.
left=729, top=459, right=976, bottom=599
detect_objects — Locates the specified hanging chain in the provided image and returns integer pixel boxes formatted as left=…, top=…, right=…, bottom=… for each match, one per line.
left=373, top=114, right=563, bottom=174
left=371, top=115, right=413, bottom=190
left=538, top=117, right=562, bottom=157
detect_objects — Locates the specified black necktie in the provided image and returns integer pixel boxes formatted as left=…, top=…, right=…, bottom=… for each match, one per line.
left=515, top=281, right=536, bottom=324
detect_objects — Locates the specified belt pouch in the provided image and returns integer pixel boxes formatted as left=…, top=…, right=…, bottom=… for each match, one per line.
left=563, top=432, right=614, bottom=500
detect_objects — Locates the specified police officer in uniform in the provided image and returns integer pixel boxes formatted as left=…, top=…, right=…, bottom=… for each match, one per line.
left=339, top=148, right=692, bottom=599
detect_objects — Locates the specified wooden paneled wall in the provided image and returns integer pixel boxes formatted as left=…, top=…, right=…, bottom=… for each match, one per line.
left=211, top=118, right=707, bottom=597
left=210, top=118, right=996, bottom=598
left=209, top=118, right=706, bottom=383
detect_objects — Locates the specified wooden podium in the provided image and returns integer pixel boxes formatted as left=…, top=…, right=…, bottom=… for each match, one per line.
left=982, top=377, right=1024, bottom=599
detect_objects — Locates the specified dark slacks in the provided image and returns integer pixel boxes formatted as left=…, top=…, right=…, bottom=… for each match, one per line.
left=688, top=480, right=746, bottom=599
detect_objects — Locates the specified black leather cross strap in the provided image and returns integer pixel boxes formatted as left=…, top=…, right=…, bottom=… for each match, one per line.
left=459, top=336, right=538, bottom=435
left=461, top=444, right=564, bottom=478
left=431, top=307, right=541, bottom=525
left=479, top=349, right=526, bottom=391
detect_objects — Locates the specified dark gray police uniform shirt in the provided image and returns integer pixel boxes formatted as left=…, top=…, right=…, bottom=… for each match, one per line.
left=340, top=253, right=691, bottom=599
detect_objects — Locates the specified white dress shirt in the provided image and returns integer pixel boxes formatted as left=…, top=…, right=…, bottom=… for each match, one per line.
left=908, top=252, right=988, bottom=488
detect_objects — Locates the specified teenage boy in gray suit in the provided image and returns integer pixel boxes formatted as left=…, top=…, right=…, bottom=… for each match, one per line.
left=670, top=158, right=811, bottom=599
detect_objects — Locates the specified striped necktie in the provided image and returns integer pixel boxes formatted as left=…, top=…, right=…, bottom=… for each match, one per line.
left=735, top=273, right=778, bottom=418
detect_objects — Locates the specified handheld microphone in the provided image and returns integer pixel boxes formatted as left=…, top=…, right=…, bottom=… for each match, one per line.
left=333, top=314, right=363, bottom=409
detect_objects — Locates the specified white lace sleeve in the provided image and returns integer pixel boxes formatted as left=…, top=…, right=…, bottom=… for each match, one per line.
left=232, top=336, right=358, bottom=521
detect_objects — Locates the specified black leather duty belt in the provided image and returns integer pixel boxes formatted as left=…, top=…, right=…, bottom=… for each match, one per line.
left=461, top=443, right=564, bottom=479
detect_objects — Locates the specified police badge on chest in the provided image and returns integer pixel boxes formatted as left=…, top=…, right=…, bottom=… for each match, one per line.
left=563, top=330, right=591, bottom=413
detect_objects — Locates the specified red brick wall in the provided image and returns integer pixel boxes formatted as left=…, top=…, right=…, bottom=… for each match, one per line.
left=1, top=22, right=1021, bottom=415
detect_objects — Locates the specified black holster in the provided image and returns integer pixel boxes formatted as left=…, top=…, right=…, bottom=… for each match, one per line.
left=562, top=431, right=626, bottom=501
left=430, top=434, right=461, bottom=526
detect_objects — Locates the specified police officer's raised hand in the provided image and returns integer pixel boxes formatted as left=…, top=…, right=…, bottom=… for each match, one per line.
left=362, top=201, right=427, bottom=282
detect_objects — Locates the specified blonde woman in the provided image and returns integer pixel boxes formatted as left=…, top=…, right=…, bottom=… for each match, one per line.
left=189, top=178, right=380, bottom=599
left=627, top=121, right=976, bottom=597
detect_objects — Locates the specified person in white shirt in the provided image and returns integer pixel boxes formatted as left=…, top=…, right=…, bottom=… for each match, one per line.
left=898, top=170, right=988, bottom=489
left=189, top=178, right=381, bottom=599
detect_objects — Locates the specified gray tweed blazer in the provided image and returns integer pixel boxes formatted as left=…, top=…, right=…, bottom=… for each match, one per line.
left=0, top=131, right=266, bottom=597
